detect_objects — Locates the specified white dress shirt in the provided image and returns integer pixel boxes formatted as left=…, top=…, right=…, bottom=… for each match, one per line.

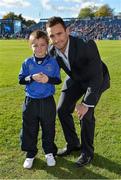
left=55, top=39, right=71, bottom=71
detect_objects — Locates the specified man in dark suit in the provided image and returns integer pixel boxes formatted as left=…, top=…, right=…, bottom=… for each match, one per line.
left=46, top=17, right=110, bottom=167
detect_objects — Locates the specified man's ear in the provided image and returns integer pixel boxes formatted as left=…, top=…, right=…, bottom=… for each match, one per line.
left=66, top=27, right=70, bottom=35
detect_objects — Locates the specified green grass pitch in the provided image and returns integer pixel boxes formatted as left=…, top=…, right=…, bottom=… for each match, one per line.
left=0, top=39, right=121, bottom=179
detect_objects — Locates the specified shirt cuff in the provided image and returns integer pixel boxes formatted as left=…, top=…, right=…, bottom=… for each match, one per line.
left=25, top=75, right=34, bottom=83
left=82, top=102, right=95, bottom=108
left=25, top=75, right=31, bottom=81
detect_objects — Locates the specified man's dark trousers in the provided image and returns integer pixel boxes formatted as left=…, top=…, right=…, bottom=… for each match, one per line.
left=57, top=82, right=102, bottom=158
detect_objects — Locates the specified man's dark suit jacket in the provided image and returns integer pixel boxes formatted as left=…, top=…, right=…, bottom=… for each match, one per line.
left=50, top=36, right=110, bottom=106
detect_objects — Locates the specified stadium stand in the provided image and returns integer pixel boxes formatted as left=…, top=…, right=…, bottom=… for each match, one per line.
left=0, top=17, right=121, bottom=40
left=28, top=16, right=121, bottom=40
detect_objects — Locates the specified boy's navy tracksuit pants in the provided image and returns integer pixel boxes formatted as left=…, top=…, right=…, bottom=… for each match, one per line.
left=20, top=96, right=57, bottom=158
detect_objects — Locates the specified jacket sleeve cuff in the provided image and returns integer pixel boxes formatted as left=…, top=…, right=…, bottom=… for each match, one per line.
left=48, top=76, right=62, bottom=84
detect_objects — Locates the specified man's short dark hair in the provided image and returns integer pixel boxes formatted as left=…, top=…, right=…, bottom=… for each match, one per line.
left=46, top=16, right=66, bottom=30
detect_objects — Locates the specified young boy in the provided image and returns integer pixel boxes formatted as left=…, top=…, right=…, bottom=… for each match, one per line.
left=19, top=30, right=61, bottom=169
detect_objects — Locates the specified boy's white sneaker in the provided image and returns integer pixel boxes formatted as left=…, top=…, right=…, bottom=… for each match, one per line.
left=23, top=158, right=35, bottom=169
left=45, top=153, right=56, bottom=166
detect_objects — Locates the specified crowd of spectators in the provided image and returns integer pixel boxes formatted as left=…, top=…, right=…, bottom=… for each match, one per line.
left=69, top=17, right=121, bottom=40
left=0, top=32, right=29, bottom=39
left=0, top=17, right=121, bottom=40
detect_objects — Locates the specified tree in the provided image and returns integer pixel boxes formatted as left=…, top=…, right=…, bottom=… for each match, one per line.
left=2, top=12, right=36, bottom=27
left=18, top=14, right=26, bottom=24
left=95, top=4, right=114, bottom=17
left=78, top=7, right=94, bottom=19
left=3, top=12, right=18, bottom=20
left=25, top=20, right=36, bottom=27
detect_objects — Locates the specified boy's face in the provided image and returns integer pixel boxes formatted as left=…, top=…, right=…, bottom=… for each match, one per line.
left=31, top=38, right=48, bottom=58
left=46, top=23, right=69, bottom=53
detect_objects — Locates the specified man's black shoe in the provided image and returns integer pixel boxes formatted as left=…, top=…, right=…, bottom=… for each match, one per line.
left=76, top=154, right=93, bottom=167
left=57, top=145, right=81, bottom=156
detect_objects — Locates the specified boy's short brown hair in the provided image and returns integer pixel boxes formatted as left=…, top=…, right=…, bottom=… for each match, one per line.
left=29, top=30, right=49, bottom=45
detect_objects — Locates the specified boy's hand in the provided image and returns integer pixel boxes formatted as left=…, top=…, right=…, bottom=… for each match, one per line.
left=32, top=73, right=41, bottom=82
left=32, top=73, right=49, bottom=83
left=38, top=72, right=49, bottom=83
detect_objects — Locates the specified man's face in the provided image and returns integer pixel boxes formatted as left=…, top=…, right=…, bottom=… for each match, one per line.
left=46, top=23, right=69, bottom=53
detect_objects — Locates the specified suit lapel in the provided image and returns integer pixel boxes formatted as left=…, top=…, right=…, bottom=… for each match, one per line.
left=56, top=56, right=71, bottom=76
left=68, top=36, right=76, bottom=67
